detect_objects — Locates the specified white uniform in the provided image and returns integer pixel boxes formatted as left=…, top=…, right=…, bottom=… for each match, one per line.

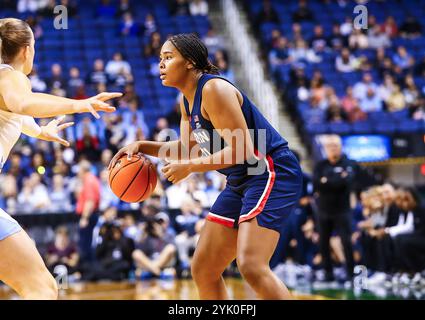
left=0, top=64, right=42, bottom=240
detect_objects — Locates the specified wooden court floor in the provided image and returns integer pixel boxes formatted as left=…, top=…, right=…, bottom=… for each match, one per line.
left=0, top=278, right=328, bottom=300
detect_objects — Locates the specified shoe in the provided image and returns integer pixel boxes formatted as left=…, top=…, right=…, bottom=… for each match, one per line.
left=140, top=271, right=156, bottom=280
left=160, top=268, right=176, bottom=280
left=366, top=272, right=387, bottom=286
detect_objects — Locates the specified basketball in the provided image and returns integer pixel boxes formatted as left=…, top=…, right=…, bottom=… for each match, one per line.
left=108, top=154, right=157, bottom=203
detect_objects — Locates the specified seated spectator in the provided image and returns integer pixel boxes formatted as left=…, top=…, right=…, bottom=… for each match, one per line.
left=380, top=16, right=398, bottom=38
left=216, top=56, right=234, bottom=82
left=340, top=16, right=353, bottom=37
left=106, top=52, right=132, bottom=79
left=310, top=78, right=329, bottom=109
left=132, top=217, right=176, bottom=278
left=17, top=0, right=42, bottom=13
left=144, top=32, right=162, bottom=58
left=392, top=46, right=415, bottom=71
left=47, top=63, right=66, bottom=93
left=120, top=213, right=143, bottom=242
left=289, top=39, right=321, bottom=64
left=17, top=173, right=51, bottom=213
left=96, top=0, right=117, bottom=18
left=122, top=99, right=150, bottom=140
left=292, top=0, right=314, bottom=22
left=202, top=27, right=225, bottom=55
left=0, top=174, right=18, bottom=215
left=335, top=48, right=358, bottom=73
left=117, top=0, right=132, bottom=17
left=256, top=0, right=280, bottom=25
left=399, top=15, right=422, bottom=39
left=392, top=188, right=425, bottom=277
left=29, top=67, right=47, bottom=93
left=268, top=36, right=291, bottom=71
left=386, top=84, right=406, bottom=112
left=49, top=174, right=72, bottom=213
left=87, top=59, right=110, bottom=87
left=367, top=25, right=391, bottom=49
left=349, top=29, right=368, bottom=50
left=119, top=12, right=139, bottom=36
left=403, top=75, right=420, bottom=107
left=326, top=100, right=348, bottom=123
left=67, top=67, right=85, bottom=97
left=328, top=23, right=347, bottom=50
left=143, top=13, right=157, bottom=36
left=76, top=126, right=101, bottom=162
left=310, top=25, right=328, bottom=54
left=341, top=86, right=357, bottom=112
left=170, top=0, right=190, bottom=16
left=45, top=226, right=79, bottom=275
left=360, top=88, right=383, bottom=112
left=346, top=100, right=367, bottom=123
left=189, top=0, right=208, bottom=16
left=98, top=169, right=120, bottom=212
left=353, top=73, right=378, bottom=101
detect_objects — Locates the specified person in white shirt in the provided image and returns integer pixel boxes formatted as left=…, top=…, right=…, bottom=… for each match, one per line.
left=189, top=0, right=209, bottom=16
left=105, top=52, right=132, bottom=80
left=0, top=18, right=121, bottom=300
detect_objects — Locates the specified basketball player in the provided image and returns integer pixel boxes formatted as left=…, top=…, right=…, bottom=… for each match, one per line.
left=0, top=18, right=121, bottom=299
left=109, top=34, right=302, bottom=299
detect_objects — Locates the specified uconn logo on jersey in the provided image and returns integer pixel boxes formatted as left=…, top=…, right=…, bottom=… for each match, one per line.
left=192, top=115, right=212, bottom=157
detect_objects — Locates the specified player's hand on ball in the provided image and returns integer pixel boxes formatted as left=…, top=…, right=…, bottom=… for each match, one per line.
left=161, top=161, right=192, bottom=184
left=75, top=92, right=122, bottom=119
left=39, top=115, right=74, bottom=147
left=108, top=141, right=143, bottom=170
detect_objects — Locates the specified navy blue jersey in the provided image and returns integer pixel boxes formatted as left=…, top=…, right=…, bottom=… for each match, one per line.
left=183, top=73, right=288, bottom=178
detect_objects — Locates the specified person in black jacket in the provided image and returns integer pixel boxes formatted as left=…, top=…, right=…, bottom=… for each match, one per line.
left=313, top=135, right=359, bottom=282
left=392, top=187, right=425, bottom=274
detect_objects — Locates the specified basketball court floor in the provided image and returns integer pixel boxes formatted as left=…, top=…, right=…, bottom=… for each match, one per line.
left=1, top=278, right=422, bottom=300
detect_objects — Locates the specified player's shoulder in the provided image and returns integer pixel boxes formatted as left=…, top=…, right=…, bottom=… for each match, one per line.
left=202, top=76, right=235, bottom=96
left=0, top=68, right=29, bottom=86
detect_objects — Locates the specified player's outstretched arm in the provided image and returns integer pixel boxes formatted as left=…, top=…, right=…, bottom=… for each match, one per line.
left=0, top=70, right=121, bottom=118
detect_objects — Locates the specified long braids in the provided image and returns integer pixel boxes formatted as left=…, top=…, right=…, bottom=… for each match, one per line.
left=169, top=33, right=220, bottom=75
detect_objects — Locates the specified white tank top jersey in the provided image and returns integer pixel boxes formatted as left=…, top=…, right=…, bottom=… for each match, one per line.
left=0, top=64, right=39, bottom=172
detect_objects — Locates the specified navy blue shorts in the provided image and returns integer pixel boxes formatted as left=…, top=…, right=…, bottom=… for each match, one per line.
left=207, top=148, right=303, bottom=233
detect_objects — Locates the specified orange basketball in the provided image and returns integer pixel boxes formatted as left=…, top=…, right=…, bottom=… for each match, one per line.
left=108, top=154, right=157, bottom=203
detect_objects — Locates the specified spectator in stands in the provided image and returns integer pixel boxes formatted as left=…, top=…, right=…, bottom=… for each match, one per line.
left=326, top=101, right=348, bottom=123
left=0, top=174, right=18, bottom=215
left=310, top=78, right=329, bottom=110
left=45, top=226, right=79, bottom=275
left=37, top=0, right=56, bottom=16
left=202, top=27, right=225, bottom=55
left=353, top=73, right=378, bottom=101
left=17, top=0, right=44, bottom=13
left=132, top=217, right=177, bottom=278
left=359, top=88, right=383, bottom=113
left=335, top=48, right=358, bottom=73
left=17, top=173, right=51, bottom=214
left=256, top=0, right=280, bottom=25
left=367, top=24, right=391, bottom=49
left=121, top=84, right=140, bottom=105
left=87, top=59, right=110, bottom=87
left=216, top=56, right=234, bottom=83
left=386, top=84, right=406, bottom=112
left=292, top=0, right=314, bottom=23
left=189, top=0, right=208, bottom=16
left=340, top=16, right=353, bottom=37
left=143, top=13, right=157, bottom=36
left=47, top=63, right=66, bottom=94
left=268, top=36, right=291, bottom=72
left=122, top=99, right=150, bottom=141
left=67, top=67, right=84, bottom=98
left=117, top=0, right=132, bottom=17
left=144, top=32, right=162, bottom=58
left=392, top=46, right=415, bottom=71
left=49, top=174, right=72, bottom=213
left=120, top=213, right=142, bottom=242
left=349, top=29, right=368, bottom=50
left=98, top=169, right=120, bottom=212
left=106, top=52, right=132, bottom=80
left=119, top=12, right=139, bottom=37
left=29, top=67, right=47, bottom=93
left=328, top=23, right=347, bottom=51
left=76, top=118, right=100, bottom=162
left=289, top=39, right=321, bottom=64
left=381, top=16, right=398, bottom=38
left=399, top=15, right=422, bottom=39
left=96, top=0, right=117, bottom=18
left=310, top=25, right=328, bottom=54
left=313, top=135, right=360, bottom=282
left=403, top=75, right=420, bottom=108
left=170, top=0, right=190, bottom=16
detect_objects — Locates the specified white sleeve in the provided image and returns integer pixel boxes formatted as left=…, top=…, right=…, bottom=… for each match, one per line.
left=21, top=116, right=42, bottom=138
left=388, top=212, right=415, bottom=238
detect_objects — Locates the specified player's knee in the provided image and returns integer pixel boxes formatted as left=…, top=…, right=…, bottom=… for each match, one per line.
left=237, top=254, right=265, bottom=283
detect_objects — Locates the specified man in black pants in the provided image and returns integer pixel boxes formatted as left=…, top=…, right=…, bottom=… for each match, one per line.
left=313, top=135, right=360, bottom=282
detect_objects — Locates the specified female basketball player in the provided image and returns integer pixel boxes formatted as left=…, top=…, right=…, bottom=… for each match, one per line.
left=109, top=33, right=302, bottom=299
left=0, top=18, right=121, bottom=299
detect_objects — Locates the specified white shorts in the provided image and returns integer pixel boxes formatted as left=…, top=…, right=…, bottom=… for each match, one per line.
left=0, top=208, right=22, bottom=241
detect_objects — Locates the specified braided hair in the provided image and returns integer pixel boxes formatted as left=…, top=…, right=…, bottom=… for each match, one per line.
left=168, top=33, right=220, bottom=75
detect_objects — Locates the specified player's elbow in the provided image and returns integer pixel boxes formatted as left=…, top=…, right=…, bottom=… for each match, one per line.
left=5, top=94, right=32, bottom=115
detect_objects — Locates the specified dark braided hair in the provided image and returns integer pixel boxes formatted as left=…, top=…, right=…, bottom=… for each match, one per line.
left=168, top=33, right=220, bottom=75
